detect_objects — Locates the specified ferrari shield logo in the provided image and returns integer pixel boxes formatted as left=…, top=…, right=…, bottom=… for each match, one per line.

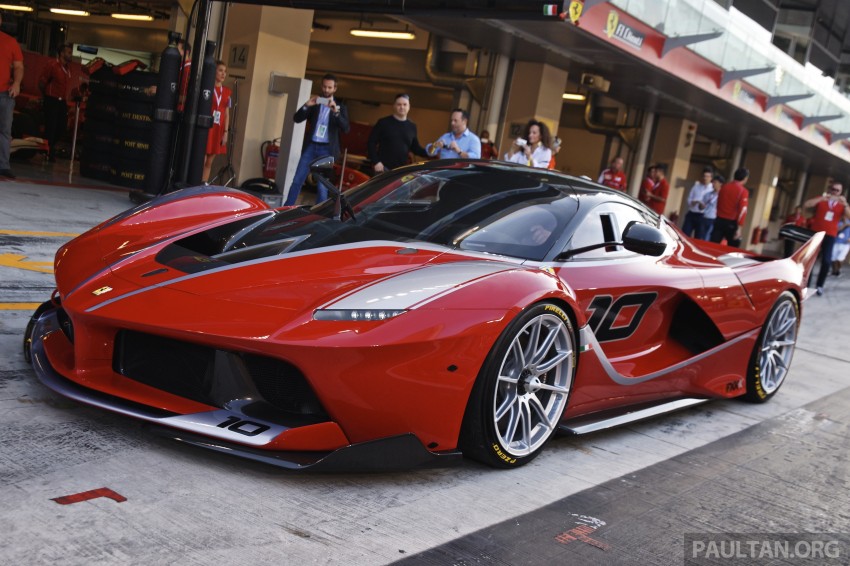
left=606, top=11, right=618, bottom=38
left=569, top=1, right=583, bottom=24
left=203, top=89, right=211, bottom=100
left=92, top=286, right=113, bottom=296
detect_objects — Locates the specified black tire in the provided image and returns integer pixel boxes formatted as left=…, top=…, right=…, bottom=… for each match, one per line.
left=460, top=302, right=576, bottom=468
left=743, top=291, right=799, bottom=403
left=23, top=301, right=55, bottom=364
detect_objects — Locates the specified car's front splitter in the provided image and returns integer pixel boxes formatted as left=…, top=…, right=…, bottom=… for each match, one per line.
left=154, top=428, right=463, bottom=472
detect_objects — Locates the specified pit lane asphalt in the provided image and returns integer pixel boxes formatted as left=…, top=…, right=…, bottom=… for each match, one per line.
left=2, top=178, right=849, bottom=565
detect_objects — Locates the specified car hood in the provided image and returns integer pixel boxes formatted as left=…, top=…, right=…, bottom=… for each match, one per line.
left=59, top=204, right=527, bottom=320
left=68, top=239, right=521, bottom=323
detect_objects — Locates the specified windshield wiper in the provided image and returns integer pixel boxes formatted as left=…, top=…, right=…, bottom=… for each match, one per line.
left=554, top=241, right=621, bottom=260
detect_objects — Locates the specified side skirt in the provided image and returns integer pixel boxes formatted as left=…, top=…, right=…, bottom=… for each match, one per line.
left=558, top=398, right=709, bottom=435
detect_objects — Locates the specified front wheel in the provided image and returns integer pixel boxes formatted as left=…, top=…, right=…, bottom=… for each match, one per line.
left=23, top=300, right=55, bottom=364
left=743, top=291, right=799, bottom=403
left=460, top=303, right=576, bottom=468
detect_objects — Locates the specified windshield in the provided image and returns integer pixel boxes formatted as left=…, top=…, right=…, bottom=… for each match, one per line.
left=164, top=164, right=582, bottom=267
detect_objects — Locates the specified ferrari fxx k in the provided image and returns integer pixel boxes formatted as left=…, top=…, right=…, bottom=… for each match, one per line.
left=25, top=160, right=822, bottom=471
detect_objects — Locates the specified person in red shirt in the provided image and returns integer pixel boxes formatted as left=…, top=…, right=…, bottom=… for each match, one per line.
left=597, top=156, right=627, bottom=191
left=645, top=163, right=669, bottom=215
left=203, top=61, right=231, bottom=182
left=804, top=181, right=850, bottom=295
left=710, top=167, right=749, bottom=248
left=638, top=164, right=656, bottom=206
left=39, top=43, right=72, bottom=162
left=174, top=38, right=191, bottom=113
left=479, top=129, right=498, bottom=160
left=0, top=12, right=24, bottom=178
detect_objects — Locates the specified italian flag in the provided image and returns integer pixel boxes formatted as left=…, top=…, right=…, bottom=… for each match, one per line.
left=543, top=4, right=558, bottom=16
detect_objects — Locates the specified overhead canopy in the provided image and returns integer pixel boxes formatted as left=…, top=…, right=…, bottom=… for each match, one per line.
left=225, top=0, right=565, bottom=18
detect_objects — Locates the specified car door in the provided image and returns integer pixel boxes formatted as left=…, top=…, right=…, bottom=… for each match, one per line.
left=551, top=200, right=706, bottom=375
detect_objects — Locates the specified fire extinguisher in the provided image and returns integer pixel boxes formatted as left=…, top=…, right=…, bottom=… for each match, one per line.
left=260, top=138, right=280, bottom=180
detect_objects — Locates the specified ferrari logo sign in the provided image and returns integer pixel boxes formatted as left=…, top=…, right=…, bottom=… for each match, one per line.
left=92, top=286, right=113, bottom=296
left=606, top=11, right=618, bottom=38
left=569, top=1, right=583, bottom=23
left=606, top=10, right=645, bottom=49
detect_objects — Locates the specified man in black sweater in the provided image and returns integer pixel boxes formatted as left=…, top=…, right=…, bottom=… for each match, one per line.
left=367, top=93, right=430, bottom=173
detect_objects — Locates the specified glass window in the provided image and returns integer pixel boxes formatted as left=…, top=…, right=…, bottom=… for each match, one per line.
left=567, top=202, right=656, bottom=259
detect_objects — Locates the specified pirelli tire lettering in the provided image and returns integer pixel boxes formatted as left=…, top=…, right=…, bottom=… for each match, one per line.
left=544, top=303, right=570, bottom=322
left=745, top=291, right=799, bottom=403
left=491, top=443, right=518, bottom=465
left=460, top=302, right=576, bottom=468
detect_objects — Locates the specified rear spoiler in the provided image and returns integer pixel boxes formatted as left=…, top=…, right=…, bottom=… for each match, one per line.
left=779, top=223, right=816, bottom=243
left=784, top=225, right=824, bottom=286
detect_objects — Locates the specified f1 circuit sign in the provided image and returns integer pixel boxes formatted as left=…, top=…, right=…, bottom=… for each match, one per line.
left=606, top=10, right=645, bottom=49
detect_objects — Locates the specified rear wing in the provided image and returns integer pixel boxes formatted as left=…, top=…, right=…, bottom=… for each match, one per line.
left=785, top=225, right=824, bottom=285
left=779, top=223, right=816, bottom=244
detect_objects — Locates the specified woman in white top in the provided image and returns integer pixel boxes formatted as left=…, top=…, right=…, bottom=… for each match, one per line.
left=503, top=120, right=553, bottom=168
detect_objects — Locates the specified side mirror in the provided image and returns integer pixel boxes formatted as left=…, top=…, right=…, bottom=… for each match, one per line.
left=622, top=221, right=667, bottom=257
left=310, top=155, right=334, bottom=175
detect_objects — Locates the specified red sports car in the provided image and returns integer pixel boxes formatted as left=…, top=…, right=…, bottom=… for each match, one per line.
left=25, top=160, right=822, bottom=470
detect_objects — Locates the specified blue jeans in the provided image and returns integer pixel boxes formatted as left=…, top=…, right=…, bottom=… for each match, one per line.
left=697, top=216, right=714, bottom=240
left=0, top=92, right=14, bottom=170
left=681, top=211, right=703, bottom=238
left=284, top=142, right=332, bottom=206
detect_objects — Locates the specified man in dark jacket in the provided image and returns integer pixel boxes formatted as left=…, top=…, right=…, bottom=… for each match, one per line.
left=284, top=73, right=350, bottom=206
left=367, top=93, right=429, bottom=173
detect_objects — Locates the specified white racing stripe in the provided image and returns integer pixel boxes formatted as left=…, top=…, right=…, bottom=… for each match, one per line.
left=324, top=261, right=518, bottom=311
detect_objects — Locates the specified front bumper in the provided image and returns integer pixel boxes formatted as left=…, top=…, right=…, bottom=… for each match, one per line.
left=27, top=307, right=462, bottom=471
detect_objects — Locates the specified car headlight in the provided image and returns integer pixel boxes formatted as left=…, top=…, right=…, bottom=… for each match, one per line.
left=313, top=309, right=407, bottom=321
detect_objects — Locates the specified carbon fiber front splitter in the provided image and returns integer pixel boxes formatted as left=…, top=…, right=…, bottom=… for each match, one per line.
left=155, top=428, right=463, bottom=472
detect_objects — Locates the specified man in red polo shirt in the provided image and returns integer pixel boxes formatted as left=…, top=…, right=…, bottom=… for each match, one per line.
left=0, top=12, right=23, bottom=178
left=644, top=163, right=669, bottom=215
left=710, top=167, right=750, bottom=248
left=39, top=43, right=72, bottom=162
left=598, top=156, right=627, bottom=191
left=804, top=181, right=850, bottom=295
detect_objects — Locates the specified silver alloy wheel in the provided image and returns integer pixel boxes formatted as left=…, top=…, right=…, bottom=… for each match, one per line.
left=493, top=312, right=574, bottom=457
left=758, top=298, right=798, bottom=394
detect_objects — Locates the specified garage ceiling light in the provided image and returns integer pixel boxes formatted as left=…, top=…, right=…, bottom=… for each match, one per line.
left=350, top=28, right=416, bottom=40
left=111, top=13, right=153, bottom=21
left=49, top=7, right=89, bottom=16
left=562, top=93, right=586, bottom=101
left=0, top=4, right=33, bottom=11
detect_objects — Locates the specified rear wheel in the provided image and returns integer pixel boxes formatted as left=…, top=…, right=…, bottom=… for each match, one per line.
left=461, top=303, right=576, bottom=468
left=743, top=291, right=799, bottom=403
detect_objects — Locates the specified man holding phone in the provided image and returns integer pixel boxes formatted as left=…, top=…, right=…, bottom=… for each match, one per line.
left=284, top=73, right=350, bottom=206
left=426, top=108, right=481, bottom=160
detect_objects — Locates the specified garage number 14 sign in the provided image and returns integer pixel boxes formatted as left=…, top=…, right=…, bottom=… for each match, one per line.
left=228, top=44, right=249, bottom=69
